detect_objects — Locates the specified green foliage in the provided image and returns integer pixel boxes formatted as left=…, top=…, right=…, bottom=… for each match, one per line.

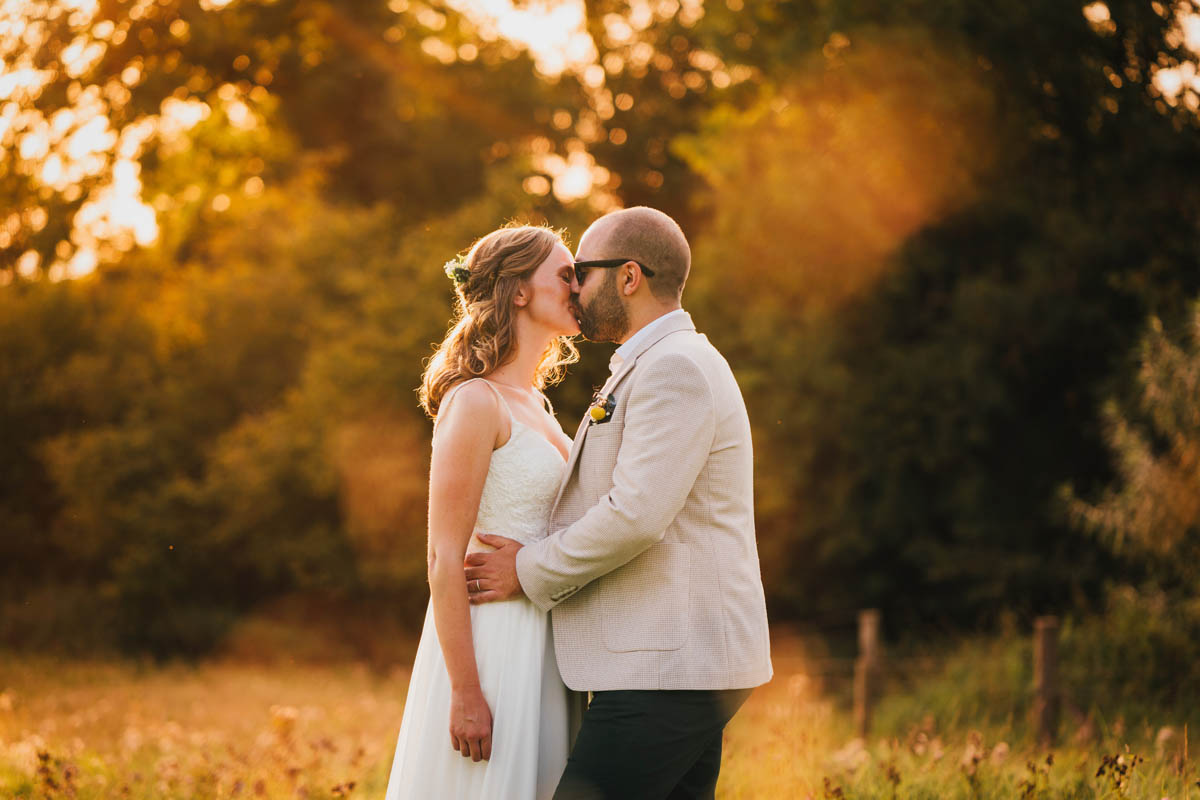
left=1064, top=302, right=1200, bottom=588
left=1063, top=586, right=1200, bottom=716
left=1054, top=302, right=1200, bottom=718
left=3, top=0, right=580, bottom=276
left=670, top=5, right=1200, bottom=629
left=875, top=591, right=1200, bottom=741
left=1, top=151, right=593, bottom=654
left=0, top=281, right=96, bottom=581
left=4, top=0, right=1200, bottom=657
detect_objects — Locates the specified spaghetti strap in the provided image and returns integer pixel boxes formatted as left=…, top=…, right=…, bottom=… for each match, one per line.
left=436, top=378, right=514, bottom=433
left=477, top=379, right=515, bottom=426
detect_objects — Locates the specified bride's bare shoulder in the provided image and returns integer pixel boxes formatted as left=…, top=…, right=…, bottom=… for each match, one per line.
left=434, top=379, right=506, bottom=445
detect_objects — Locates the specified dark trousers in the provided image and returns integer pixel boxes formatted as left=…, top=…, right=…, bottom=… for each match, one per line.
left=553, top=688, right=752, bottom=800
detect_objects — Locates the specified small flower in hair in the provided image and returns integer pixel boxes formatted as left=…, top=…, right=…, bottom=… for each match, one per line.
left=443, top=254, right=470, bottom=287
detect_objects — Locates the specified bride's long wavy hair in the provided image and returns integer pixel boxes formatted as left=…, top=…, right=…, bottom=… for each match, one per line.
left=419, top=224, right=580, bottom=419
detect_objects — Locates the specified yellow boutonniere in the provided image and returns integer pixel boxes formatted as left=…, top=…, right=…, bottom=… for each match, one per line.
left=588, top=391, right=615, bottom=425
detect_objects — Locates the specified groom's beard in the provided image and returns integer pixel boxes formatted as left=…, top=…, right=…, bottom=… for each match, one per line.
left=574, top=272, right=629, bottom=343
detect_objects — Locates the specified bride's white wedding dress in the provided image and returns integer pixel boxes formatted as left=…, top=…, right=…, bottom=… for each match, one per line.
left=384, top=379, right=575, bottom=800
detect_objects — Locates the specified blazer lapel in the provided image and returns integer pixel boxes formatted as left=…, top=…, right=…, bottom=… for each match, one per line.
left=550, top=311, right=698, bottom=513
left=552, top=412, right=591, bottom=510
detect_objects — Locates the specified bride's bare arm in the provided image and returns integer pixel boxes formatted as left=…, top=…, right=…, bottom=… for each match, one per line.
left=426, top=381, right=504, bottom=762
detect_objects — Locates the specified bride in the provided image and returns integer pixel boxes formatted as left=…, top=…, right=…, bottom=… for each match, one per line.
left=384, top=224, right=583, bottom=799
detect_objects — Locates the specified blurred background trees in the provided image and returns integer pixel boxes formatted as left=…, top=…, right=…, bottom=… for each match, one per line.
left=1, top=0, right=1198, bottom=658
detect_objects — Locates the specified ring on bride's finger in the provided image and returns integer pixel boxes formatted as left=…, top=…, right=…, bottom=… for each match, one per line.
left=472, top=579, right=480, bottom=593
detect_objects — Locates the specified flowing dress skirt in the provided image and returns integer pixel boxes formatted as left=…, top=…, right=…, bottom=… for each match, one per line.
left=384, top=595, right=574, bottom=800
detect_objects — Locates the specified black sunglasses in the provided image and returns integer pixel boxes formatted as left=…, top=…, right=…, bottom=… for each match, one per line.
left=572, top=258, right=655, bottom=284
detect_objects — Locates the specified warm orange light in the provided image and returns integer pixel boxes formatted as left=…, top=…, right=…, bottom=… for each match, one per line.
left=678, top=30, right=1000, bottom=314
left=448, top=0, right=595, bottom=76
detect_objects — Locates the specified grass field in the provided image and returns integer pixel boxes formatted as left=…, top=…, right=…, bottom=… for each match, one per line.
left=1, top=627, right=1193, bottom=799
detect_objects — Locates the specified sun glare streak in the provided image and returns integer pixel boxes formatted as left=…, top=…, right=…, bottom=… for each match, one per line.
left=678, top=32, right=999, bottom=314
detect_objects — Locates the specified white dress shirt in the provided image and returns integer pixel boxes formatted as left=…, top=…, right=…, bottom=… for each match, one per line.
left=604, top=308, right=690, bottom=384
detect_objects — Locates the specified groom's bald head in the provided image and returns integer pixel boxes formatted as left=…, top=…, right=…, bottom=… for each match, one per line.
left=581, top=207, right=690, bottom=302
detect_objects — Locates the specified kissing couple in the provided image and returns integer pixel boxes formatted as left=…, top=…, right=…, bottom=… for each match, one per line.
left=384, top=207, right=773, bottom=799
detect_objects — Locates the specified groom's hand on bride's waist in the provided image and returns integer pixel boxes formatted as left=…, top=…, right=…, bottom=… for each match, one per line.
left=464, top=533, right=525, bottom=603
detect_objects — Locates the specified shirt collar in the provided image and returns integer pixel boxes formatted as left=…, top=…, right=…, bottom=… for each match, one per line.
left=607, top=308, right=689, bottom=375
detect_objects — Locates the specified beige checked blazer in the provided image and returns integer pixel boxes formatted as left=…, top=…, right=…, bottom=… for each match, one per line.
left=515, top=311, right=773, bottom=691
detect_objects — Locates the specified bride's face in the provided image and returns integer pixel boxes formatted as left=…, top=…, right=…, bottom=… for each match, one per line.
left=519, top=241, right=580, bottom=338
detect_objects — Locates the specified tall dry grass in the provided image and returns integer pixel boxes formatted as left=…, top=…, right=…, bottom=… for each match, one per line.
left=1, top=627, right=1194, bottom=799
left=0, top=653, right=408, bottom=798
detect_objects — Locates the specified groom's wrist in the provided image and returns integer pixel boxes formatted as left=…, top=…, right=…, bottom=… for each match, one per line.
left=513, top=545, right=531, bottom=593
left=514, top=545, right=553, bottom=612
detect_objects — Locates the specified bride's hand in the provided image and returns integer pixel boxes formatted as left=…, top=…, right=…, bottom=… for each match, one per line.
left=449, top=685, right=493, bottom=761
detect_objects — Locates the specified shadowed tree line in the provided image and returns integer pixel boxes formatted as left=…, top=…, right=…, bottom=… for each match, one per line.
left=1, top=0, right=1198, bottom=657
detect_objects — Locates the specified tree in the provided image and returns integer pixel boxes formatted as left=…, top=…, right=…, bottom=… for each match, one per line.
left=2, top=0, right=583, bottom=280
left=668, top=1, right=1200, bottom=628
left=1065, top=303, right=1200, bottom=585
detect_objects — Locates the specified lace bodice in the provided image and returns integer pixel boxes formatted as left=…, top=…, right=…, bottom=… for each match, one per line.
left=441, top=379, right=568, bottom=551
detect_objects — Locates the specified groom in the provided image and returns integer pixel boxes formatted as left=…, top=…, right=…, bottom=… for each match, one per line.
left=465, top=206, right=772, bottom=799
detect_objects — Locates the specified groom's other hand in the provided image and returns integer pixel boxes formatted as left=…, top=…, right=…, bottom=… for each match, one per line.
left=465, top=533, right=525, bottom=603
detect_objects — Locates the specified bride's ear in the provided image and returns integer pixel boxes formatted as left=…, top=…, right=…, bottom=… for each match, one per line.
left=513, top=281, right=530, bottom=307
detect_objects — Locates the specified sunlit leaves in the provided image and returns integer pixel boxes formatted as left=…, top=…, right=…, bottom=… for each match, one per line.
left=0, top=0, right=591, bottom=282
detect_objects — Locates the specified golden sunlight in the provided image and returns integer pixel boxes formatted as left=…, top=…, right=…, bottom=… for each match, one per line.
left=1151, top=6, right=1200, bottom=106
left=1082, top=1, right=1111, bottom=25
left=679, top=31, right=999, bottom=313
left=448, top=0, right=594, bottom=76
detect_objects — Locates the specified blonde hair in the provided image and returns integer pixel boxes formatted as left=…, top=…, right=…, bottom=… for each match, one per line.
left=419, top=224, right=579, bottom=418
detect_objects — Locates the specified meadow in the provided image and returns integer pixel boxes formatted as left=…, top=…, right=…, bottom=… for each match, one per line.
left=4, top=1, right=1200, bottom=797
left=1, top=626, right=1193, bottom=800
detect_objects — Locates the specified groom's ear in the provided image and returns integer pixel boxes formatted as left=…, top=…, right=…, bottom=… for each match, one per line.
left=621, top=263, right=641, bottom=296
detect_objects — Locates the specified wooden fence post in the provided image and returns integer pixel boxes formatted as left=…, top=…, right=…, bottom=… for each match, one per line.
left=853, top=608, right=881, bottom=739
left=1033, top=615, right=1060, bottom=747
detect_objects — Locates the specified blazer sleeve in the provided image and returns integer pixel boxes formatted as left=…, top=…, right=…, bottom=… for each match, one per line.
left=515, top=351, right=716, bottom=612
